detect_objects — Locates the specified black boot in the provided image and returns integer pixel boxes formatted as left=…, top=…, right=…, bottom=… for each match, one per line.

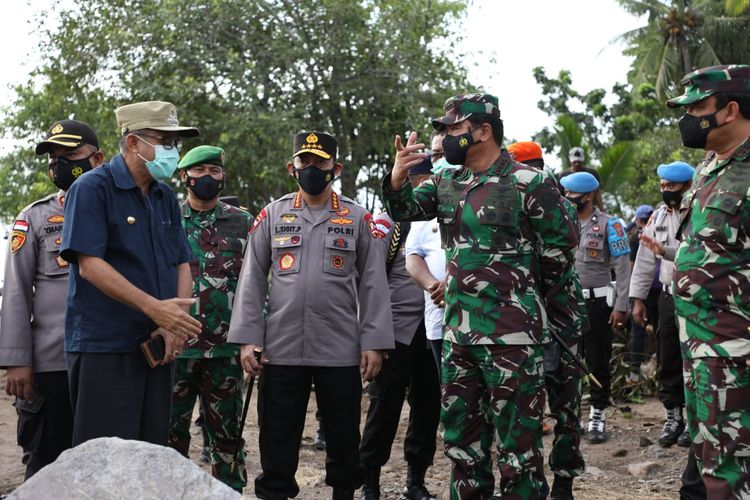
left=333, top=488, right=355, bottom=500
left=551, top=475, right=573, bottom=500
left=658, top=407, right=685, bottom=447
left=361, top=468, right=380, bottom=500
left=399, top=464, right=436, bottom=500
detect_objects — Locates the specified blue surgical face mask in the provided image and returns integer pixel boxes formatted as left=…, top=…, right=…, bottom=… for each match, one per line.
left=137, top=136, right=180, bottom=181
left=431, top=157, right=460, bottom=175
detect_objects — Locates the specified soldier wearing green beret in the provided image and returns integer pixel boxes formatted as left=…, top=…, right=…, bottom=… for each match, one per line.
left=167, top=145, right=253, bottom=492
left=666, top=64, right=750, bottom=499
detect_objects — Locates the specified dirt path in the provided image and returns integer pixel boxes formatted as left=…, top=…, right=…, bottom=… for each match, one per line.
left=0, top=371, right=688, bottom=499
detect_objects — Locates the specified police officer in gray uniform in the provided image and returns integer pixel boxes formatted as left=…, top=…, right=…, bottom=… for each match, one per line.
left=228, top=131, right=395, bottom=500
left=560, top=171, right=631, bottom=444
left=0, top=119, right=104, bottom=479
left=630, top=161, right=696, bottom=448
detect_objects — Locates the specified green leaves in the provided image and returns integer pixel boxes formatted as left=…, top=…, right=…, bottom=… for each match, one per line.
left=0, top=0, right=471, bottom=218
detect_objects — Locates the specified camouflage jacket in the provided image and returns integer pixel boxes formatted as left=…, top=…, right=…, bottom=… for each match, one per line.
left=179, top=200, right=251, bottom=358
left=674, top=137, right=750, bottom=359
left=382, top=150, right=581, bottom=346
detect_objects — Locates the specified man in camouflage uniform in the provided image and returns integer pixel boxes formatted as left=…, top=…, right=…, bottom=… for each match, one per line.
left=382, top=94, right=581, bottom=500
left=508, top=141, right=587, bottom=499
left=168, top=145, right=252, bottom=492
left=667, top=64, right=750, bottom=498
left=0, top=120, right=104, bottom=479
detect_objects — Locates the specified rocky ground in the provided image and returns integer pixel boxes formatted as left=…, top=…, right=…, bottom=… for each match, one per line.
left=0, top=371, right=688, bottom=499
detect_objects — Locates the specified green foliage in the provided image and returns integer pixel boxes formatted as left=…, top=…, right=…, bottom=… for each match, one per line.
left=0, top=0, right=472, bottom=218
left=615, top=0, right=750, bottom=100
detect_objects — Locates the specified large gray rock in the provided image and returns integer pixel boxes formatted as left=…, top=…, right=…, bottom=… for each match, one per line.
left=9, top=437, right=240, bottom=499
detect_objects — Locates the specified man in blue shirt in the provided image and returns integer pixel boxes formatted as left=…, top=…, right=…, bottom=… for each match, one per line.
left=61, top=101, right=202, bottom=446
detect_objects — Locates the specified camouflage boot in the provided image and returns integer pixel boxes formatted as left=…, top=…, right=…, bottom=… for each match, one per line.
left=398, top=465, right=436, bottom=500
left=658, top=407, right=685, bottom=447
left=586, top=407, right=606, bottom=444
left=360, top=468, right=380, bottom=500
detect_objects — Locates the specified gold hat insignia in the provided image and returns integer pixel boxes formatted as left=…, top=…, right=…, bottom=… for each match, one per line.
left=306, top=133, right=318, bottom=144
left=51, top=124, right=64, bottom=135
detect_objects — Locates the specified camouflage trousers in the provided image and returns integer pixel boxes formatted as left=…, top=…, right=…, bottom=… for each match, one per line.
left=543, top=340, right=585, bottom=478
left=169, top=356, right=246, bottom=491
left=441, top=342, right=545, bottom=500
left=683, top=355, right=750, bottom=499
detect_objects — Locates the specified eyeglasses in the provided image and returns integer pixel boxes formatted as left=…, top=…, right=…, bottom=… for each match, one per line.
left=136, top=133, right=182, bottom=151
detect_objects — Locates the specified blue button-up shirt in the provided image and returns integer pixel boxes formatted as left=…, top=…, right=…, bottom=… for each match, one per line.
left=61, top=154, right=191, bottom=353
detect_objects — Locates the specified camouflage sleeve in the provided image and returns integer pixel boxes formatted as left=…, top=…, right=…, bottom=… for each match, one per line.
left=525, top=175, right=583, bottom=343
left=381, top=172, right=437, bottom=222
left=629, top=222, right=657, bottom=300
left=226, top=206, right=272, bottom=346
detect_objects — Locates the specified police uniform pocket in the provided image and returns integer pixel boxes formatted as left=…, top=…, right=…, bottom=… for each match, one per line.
left=697, top=192, right=743, bottom=245
left=323, top=236, right=354, bottom=276
left=42, top=235, right=69, bottom=276
left=15, top=394, right=47, bottom=453
left=272, top=235, right=302, bottom=275
left=582, top=237, right=605, bottom=263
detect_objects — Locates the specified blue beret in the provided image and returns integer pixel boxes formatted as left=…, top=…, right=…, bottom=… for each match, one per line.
left=656, top=161, right=695, bottom=182
left=635, top=204, right=654, bottom=219
left=409, top=156, right=432, bottom=175
left=560, top=172, right=599, bottom=193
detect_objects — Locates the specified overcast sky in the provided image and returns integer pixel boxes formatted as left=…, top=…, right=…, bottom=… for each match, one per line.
left=0, top=0, right=644, bottom=164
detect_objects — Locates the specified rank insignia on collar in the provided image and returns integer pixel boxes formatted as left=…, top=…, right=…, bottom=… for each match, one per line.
left=329, top=217, right=353, bottom=225
left=332, top=255, right=344, bottom=269
left=10, top=231, right=26, bottom=253
left=279, top=253, right=295, bottom=270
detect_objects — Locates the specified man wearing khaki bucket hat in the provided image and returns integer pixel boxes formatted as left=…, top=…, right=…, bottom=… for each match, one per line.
left=60, top=101, right=202, bottom=446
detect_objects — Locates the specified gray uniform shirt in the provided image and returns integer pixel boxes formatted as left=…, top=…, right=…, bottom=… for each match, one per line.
left=629, top=206, right=683, bottom=300
left=227, top=191, right=394, bottom=366
left=575, top=208, right=631, bottom=312
left=374, top=212, right=425, bottom=346
left=0, top=192, right=68, bottom=372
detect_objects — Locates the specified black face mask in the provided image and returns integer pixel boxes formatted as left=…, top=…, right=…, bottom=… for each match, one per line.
left=662, top=190, right=683, bottom=208
left=678, top=106, right=725, bottom=149
left=565, top=195, right=588, bottom=212
left=186, top=174, right=224, bottom=201
left=442, top=127, right=478, bottom=166
left=51, top=153, right=95, bottom=191
left=294, top=165, right=335, bottom=196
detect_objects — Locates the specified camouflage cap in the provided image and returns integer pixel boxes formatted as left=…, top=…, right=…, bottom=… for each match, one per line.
left=432, top=93, right=501, bottom=129
left=667, top=64, right=750, bottom=108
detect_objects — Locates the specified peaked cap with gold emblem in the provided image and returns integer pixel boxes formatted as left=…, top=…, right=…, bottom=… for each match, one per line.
left=35, top=119, right=100, bottom=155
left=292, top=131, right=337, bottom=160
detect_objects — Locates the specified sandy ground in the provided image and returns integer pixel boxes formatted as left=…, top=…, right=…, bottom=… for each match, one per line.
left=0, top=371, right=688, bottom=499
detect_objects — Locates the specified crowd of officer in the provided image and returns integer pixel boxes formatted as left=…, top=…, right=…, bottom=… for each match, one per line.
left=0, top=63, right=749, bottom=500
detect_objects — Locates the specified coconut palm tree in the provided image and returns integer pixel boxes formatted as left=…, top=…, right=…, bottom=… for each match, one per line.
left=615, top=0, right=750, bottom=99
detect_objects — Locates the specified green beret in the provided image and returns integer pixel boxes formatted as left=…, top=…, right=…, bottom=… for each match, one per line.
left=178, top=145, right=225, bottom=169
